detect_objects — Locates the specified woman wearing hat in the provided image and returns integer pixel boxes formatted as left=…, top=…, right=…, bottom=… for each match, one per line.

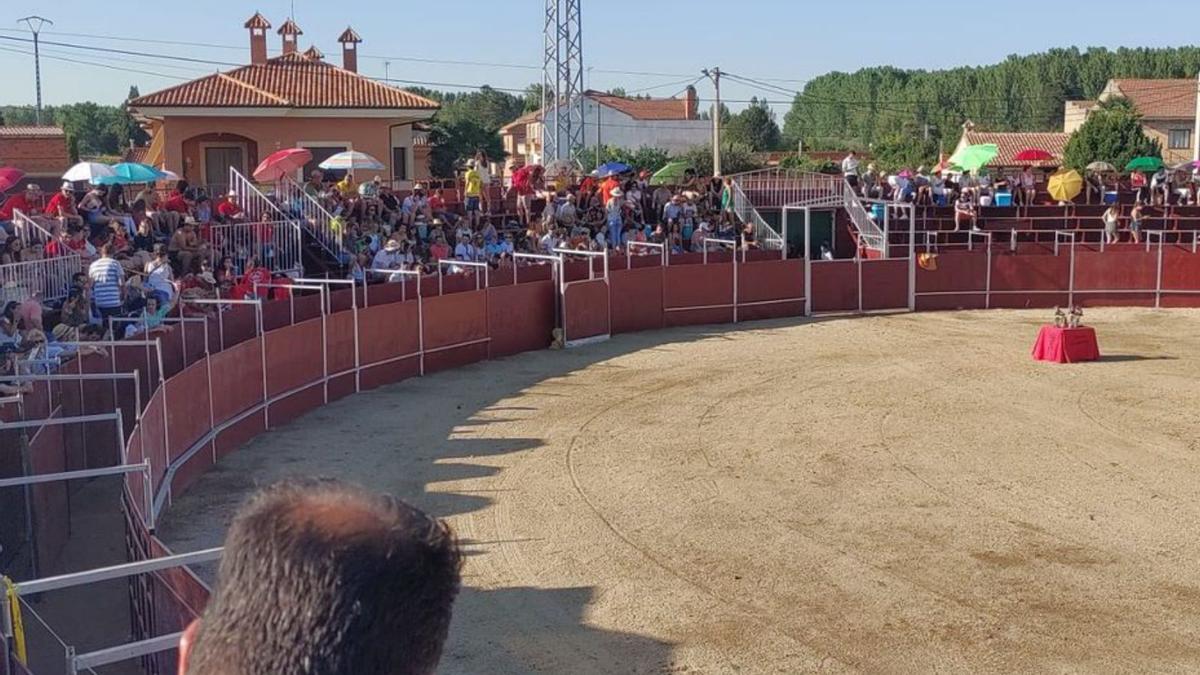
left=605, top=187, right=625, bottom=249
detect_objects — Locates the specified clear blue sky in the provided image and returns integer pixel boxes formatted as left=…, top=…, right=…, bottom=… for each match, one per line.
left=2, top=0, right=1199, bottom=115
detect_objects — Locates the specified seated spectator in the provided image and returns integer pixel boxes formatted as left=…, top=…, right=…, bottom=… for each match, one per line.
left=45, top=182, right=83, bottom=230
left=0, top=184, right=46, bottom=232
left=78, top=186, right=113, bottom=236
left=303, top=170, right=324, bottom=199
left=124, top=293, right=173, bottom=337
left=216, top=191, right=244, bottom=223
left=1, top=236, right=34, bottom=265
left=453, top=232, right=476, bottom=262
left=371, top=239, right=406, bottom=274
left=486, top=231, right=515, bottom=261
left=428, top=233, right=451, bottom=263
left=1130, top=169, right=1149, bottom=204
left=954, top=192, right=978, bottom=232
left=59, top=286, right=92, bottom=328
left=335, top=172, right=357, bottom=197
left=176, top=478, right=461, bottom=675
left=1018, top=166, right=1037, bottom=206
left=144, top=244, right=176, bottom=305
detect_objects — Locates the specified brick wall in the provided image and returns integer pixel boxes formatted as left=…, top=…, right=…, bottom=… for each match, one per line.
left=0, top=136, right=70, bottom=176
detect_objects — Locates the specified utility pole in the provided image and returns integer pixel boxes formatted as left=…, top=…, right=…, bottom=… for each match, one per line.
left=384, top=61, right=391, bottom=82
left=703, top=67, right=722, bottom=176
left=17, top=16, right=53, bottom=126
left=1192, top=70, right=1200, bottom=163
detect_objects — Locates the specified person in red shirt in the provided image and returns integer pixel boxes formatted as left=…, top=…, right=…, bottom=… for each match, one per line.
left=216, top=191, right=244, bottom=222
left=43, top=223, right=71, bottom=258
left=1, top=185, right=44, bottom=222
left=599, top=175, right=620, bottom=206
left=511, top=164, right=543, bottom=227
left=44, top=182, right=83, bottom=229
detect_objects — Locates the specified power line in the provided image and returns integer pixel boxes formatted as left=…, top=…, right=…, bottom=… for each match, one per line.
left=0, top=34, right=241, bottom=68
left=0, top=44, right=191, bottom=82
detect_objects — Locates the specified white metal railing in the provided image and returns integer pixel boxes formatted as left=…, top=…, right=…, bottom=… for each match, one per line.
left=278, top=175, right=345, bottom=260
left=206, top=220, right=302, bottom=275
left=12, top=208, right=54, bottom=250
left=731, top=168, right=844, bottom=207
left=228, top=166, right=291, bottom=224
left=728, top=179, right=785, bottom=253
left=0, top=253, right=81, bottom=303
left=843, top=183, right=886, bottom=252
left=625, top=240, right=666, bottom=267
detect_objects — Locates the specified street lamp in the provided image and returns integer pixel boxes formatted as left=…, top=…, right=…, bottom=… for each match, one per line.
left=17, top=15, right=53, bottom=125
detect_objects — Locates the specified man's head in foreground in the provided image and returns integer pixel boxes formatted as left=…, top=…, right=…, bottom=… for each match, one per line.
left=178, top=478, right=462, bottom=675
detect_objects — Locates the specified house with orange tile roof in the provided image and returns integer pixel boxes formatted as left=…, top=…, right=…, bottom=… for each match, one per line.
left=500, top=87, right=707, bottom=175
left=1063, top=79, right=1199, bottom=163
left=951, top=127, right=1070, bottom=169
left=127, top=13, right=439, bottom=189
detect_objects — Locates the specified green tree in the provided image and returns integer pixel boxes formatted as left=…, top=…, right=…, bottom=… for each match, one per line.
left=1062, top=96, right=1161, bottom=171
left=680, top=142, right=763, bottom=177
left=428, top=118, right=506, bottom=178
left=724, top=98, right=782, bottom=152
left=67, top=135, right=80, bottom=163
left=524, top=83, right=544, bottom=113
left=577, top=145, right=671, bottom=174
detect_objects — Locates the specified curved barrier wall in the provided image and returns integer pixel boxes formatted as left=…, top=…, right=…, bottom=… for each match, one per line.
left=9, top=241, right=1200, bottom=672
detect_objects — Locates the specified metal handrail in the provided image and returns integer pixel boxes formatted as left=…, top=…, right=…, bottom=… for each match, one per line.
left=278, top=175, right=345, bottom=259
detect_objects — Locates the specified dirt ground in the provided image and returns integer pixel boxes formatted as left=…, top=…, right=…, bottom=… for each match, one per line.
left=159, top=308, right=1200, bottom=674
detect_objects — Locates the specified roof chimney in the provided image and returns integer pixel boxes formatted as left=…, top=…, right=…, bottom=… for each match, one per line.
left=302, top=45, right=324, bottom=61
left=244, top=12, right=271, bottom=65
left=337, top=27, right=362, bottom=73
left=277, top=19, right=302, bottom=56
left=684, top=85, right=698, bottom=120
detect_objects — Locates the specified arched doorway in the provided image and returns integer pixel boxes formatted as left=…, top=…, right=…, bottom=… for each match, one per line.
left=180, top=133, right=258, bottom=189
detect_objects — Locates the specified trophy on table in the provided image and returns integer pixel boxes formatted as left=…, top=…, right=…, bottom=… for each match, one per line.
left=1053, top=306, right=1067, bottom=328
left=1068, top=305, right=1083, bottom=328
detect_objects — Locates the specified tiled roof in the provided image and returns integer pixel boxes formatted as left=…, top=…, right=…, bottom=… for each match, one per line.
left=277, top=19, right=302, bottom=35
left=961, top=131, right=1069, bottom=167
left=128, top=52, right=438, bottom=110
left=0, top=126, right=66, bottom=138
left=1110, top=79, right=1195, bottom=119
left=243, top=12, right=271, bottom=29
left=302, top=46, right=324, bottom=60
left=337, top=27, right=362, bottom=43
left=123, top=146, right=150, bottom=164
left=500, top=110, right=542, bottom=133
left=584, top=90, right=693, bottom=120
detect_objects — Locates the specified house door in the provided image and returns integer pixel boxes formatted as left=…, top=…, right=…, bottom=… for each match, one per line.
left=204, top=146, right=245, bottom=188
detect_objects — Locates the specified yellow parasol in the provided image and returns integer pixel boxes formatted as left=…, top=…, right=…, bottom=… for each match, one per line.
left=1047, top=169, right=1083, bottom=202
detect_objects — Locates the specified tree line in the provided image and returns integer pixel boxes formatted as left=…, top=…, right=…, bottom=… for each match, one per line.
left=1, top=86, right=149, bottom=161
left=782, top=46, right=1200, bottom=154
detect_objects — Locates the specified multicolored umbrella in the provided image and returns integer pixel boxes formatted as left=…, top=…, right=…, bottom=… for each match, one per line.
left=948, top=144, right=999, bottom=172
left=95, top=162, right=167, bottom=185
left=318, top=150, right=385, bottom=172
left=1047, top=169, right=1084, bottom=202
left=1125, top=156, right=1163, bottom=172
left=1013, top=148, right=1055, bottom=162
left=254, top=148, right=313, bottom=182
left=649, top=160, right=693, bottom=186
left=62, top=161, right=116, bottom=183
left=0, top=167, right=25, bottom=193
left=1085, top=161, right=1117, bottom=174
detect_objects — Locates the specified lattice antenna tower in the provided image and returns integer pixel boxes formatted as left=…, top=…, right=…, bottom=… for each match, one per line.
left=542, top=0, right=584, bottom=163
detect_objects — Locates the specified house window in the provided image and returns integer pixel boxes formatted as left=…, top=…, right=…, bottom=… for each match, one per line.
left=392, top=147, right=408, bottom=182
left=301, top=145, right=348, bottom=181
left=1169, top=129, right=1192, bottom=150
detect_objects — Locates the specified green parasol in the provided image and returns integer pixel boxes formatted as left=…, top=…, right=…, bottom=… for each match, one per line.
left=947, top=144, right=998, bottom=172
left=649, top=160, right=693, bottom=186
left=1124, top=156, right=1163, bottom=172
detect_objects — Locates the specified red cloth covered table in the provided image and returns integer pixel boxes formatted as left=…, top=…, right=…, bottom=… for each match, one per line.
left=1032, top=326, right=1100, bottom=363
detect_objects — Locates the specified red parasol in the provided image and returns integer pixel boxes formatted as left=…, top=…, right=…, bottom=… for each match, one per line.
left=1013, top=148, right=1055, bottom=163
left=0, top=167, right=26, bottom=193
left=253, top=148, right=313, bottom=182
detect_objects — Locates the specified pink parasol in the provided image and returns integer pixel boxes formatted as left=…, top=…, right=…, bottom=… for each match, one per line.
left=0, top=167, right=26, bottom=193
left=253, top=148, right=313, bottom=182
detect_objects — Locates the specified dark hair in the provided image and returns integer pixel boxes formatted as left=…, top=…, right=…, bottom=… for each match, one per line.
left=186, top=478, right=461, bottom=675
left=152, top=243, right=167, bottom=257
left=99, top=242, right=115, bottom=257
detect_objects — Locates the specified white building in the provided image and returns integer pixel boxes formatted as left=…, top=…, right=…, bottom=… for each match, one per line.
left=500, top=87, right=709, bottom=175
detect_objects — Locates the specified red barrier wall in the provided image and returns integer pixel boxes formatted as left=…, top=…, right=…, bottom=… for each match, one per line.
left=28, top=422, right=68, bottom=575
left=737, top=259, right=806, bottom=322
left=423, top=290, right=490, bottom=372
left=860, top=260, right=909, bottom=311
left=915, top=251, right=989, bottom=311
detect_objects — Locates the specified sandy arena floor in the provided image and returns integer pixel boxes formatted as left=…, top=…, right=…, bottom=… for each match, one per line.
left=160, top=308, right=1200, bottom=674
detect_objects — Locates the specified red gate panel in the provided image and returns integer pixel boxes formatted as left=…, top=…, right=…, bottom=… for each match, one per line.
left=737, top=259, right=805, bottom=322
left=915, top=251, right=988, bottom=311
left=489, top=281, right=555, bottom=357
left=611, top=267, right=664, bottom=334
left=860, top=259, right=909, bottom=311
left=563, top=279, right=611, bottom=343
left=663, top=264, right=733, bottom=326
left=423, top=289, right=489, bottom=372
left=810, top=260, right=858, bottom=313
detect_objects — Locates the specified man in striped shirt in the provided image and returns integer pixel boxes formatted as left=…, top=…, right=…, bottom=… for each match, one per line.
left=88, top=242, right=126, bottom=329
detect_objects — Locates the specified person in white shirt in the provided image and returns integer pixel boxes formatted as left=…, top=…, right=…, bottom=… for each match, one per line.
left=143, top=244, right=175, bottom=305
left=842, top=151, right=861, bottom=193
left=1019, top=166, right=1037, bottom=206
left=371, top=239, right=406, bottom=278
left=454, top=232, right=476, bottom=261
